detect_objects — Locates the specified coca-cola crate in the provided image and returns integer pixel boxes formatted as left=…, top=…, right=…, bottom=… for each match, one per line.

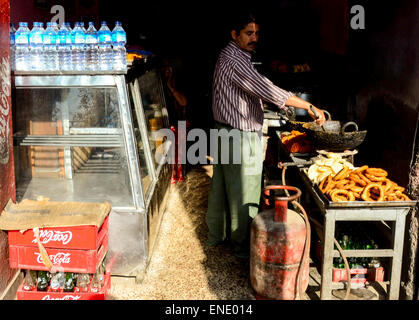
left=332, top=267, right=385, bottom=283
left=16, top=268, right=111, bottom=300
left=9, top=234, right=108, bottom=274
left=8, top=216, right=109, bottom=250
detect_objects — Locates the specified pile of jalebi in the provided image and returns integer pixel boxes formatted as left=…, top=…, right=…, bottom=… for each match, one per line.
left=318, top=165, right=411, bottom=202
left=281, top=131, right=313, bottom=154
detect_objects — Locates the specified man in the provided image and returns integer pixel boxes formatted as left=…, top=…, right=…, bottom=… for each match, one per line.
left=206, top=12, right=326, bottom=259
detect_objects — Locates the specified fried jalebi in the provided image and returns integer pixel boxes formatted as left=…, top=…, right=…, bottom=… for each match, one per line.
left=365, top=173, right=388, bottom=182
left=354, top=165, right=369, bottom=173
left=348, top=173, right=367, bottom=187
left=330, top=189, right=355, bottom=202
left=333, top=166, right=351, bottom=181
left=358, top=172, right=372, bottom=185
left=366, top=168, right=388, bottom=177
left=361, top=183, right=385, bottom=202
left=319, top=175, right=335, bottom=194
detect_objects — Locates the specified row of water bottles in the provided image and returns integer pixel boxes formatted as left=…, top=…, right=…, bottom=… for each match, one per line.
left=10, top=21, right=127, bottom=72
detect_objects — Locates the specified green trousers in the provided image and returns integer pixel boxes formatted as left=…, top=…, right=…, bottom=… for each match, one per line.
left=206, top=122, right=263, bottom=255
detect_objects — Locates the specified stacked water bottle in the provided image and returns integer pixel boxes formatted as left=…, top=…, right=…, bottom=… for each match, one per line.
left=10, top=21, right=127, bottom=72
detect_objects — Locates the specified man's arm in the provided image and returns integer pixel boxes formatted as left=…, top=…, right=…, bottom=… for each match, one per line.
left=232, top=58, right=293, bottom=110
left=232, top=59, right=325, bottom=124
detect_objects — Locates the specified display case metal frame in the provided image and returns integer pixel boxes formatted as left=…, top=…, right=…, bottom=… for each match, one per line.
left=13, top=71, right=172, bottom=278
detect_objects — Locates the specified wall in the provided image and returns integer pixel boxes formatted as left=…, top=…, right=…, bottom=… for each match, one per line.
left=0, top=0, right=16, bottom=298
left=344, top=0, right=419, bottom=299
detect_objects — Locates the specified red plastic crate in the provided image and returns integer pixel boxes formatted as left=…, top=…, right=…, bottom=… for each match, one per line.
left=332, top=267, right=385, bottom=283
left=8, top=216, right=109, bottom=250
left=17, top=268, right=111, bottom=300
left=9, top=234, right=108, bottom=274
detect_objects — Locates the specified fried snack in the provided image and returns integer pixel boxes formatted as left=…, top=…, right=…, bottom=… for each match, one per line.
left=396, top=193, right=411, bottom=201
left=351, top=185, right=364, bottom=193
left=366, top=168, right=388, bottom=177
left=333, top=166, right=351, bottom=181
left=354, top=165, right=369, bottom=173
left=380, top=179, right=393, bottom=193
left=361, top=183, right=385, bottom=202
left=348, top=173, right=367, bottom=187
left=358, top=172, right=372, bottom=185
left=319, top=175, right=335, bottom=194
left=365, top=173, right=387, bottom=182
left=330, top=189, right=355, bottom=202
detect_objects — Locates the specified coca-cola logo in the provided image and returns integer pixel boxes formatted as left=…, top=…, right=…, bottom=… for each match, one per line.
left=0, top=56, right=11, bottom=165
left=32, top=230, right=73, bottom=245
left=35, top=252, right=71, bottom=265
left=41, top=295, right=81, bottom=300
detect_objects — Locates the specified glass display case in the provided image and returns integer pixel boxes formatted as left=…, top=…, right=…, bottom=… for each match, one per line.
left=13, top=70, right=171, bottom=278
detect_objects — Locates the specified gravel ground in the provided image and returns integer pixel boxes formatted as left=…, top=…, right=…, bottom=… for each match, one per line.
left=107, top=165, right=386, bottom=300
left=108, top=165, right=255, bottom=300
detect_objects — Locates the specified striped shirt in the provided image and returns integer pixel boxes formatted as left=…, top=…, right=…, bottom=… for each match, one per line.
left=212, top=41, right=295, bottom=132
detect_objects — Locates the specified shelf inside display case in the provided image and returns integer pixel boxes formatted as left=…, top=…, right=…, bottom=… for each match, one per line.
left=12, top=75, right=144, bottom=211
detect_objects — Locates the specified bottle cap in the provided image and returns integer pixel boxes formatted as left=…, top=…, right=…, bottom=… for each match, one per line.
left=101, top=21, right=107, bottom=25
left=89, top=21, right=95, bottom=26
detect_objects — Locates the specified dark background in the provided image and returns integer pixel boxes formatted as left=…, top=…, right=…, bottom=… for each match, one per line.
left=10, top=0, right=419, bottom=184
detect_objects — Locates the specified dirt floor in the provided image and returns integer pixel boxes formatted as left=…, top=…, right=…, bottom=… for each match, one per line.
left=108, top=165, right=387, bottom=300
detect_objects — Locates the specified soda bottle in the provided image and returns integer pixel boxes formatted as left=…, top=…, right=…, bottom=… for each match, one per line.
left=97, top=21, right=113, bottom=71
left=36, top=271, right=50, bottom=291
left=111, top=21, right=127, bottom=72
left=75, top=273, right=90, bottom=292
left=50, top=272, right=65, bottom=292
left=64, top=273, right=75, bottom=292
left=22, top=270, right=37, bottom=291
left=90, top=264, right=105, bottom=293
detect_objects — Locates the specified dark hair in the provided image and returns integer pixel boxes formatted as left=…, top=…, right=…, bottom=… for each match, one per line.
left=230, top=11, right=258, bottom=35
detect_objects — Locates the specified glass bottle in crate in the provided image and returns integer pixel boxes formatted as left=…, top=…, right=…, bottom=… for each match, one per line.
left=75, top=273, right=91, bottom=292
left=50, top=272, right=65, bottom=292
left=64, top=273, right=75, bottom=292
left=36, top=271, right=50, bottom=291
left=23, top=270, right=37, bottom=291
left=91, top=264, right=105, bottom=293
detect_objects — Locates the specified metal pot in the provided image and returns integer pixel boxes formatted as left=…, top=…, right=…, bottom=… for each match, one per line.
left=286, top=118, right=367, bottom=152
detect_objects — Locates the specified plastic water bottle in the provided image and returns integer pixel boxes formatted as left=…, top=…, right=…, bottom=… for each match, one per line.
left=43, top=22, right=58, bottom=71
left=85, top=22, right=99, bottom=71
left=70, top=22, right=86, bottom=71
left=14, top=22, right=30, bottom=71
left=57, top=22, right=72, bottom=71
left=29, top=22, right=45, bottom=70
left=51, top=21, right=59, bottom=32
left=79, top=21, right=87, bottom=32
left=97, top=21, right=113, bottom=71
left=112, top=21, right=127, bottom=72
left=10, top=23, right=16, bottom=71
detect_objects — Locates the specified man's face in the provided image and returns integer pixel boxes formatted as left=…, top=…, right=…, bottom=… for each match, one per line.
left=231, top=22, right=259, bottom=52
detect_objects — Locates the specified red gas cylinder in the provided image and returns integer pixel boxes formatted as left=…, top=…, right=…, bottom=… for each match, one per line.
left=250, top=185, right=310, bottom=300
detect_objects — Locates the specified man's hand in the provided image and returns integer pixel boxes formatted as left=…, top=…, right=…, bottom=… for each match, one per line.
left=308, top=106, right=326, bottom=126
